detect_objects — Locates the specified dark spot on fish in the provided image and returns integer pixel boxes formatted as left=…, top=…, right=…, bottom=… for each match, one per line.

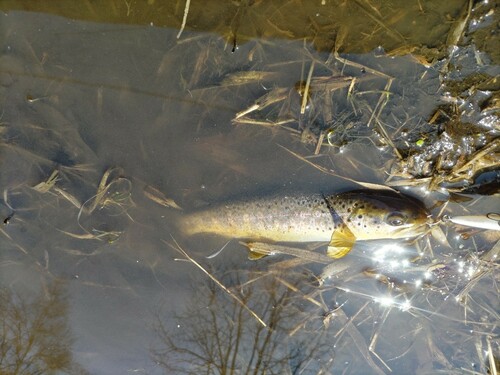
left=347, top=208, right=351, bottom=213
left=358, top=215, right=362, bottom=219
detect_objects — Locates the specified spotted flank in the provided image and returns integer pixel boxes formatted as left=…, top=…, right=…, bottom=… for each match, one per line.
left=177, top=189, right=429, bottom=258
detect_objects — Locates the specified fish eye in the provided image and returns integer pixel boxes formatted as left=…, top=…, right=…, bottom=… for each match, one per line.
left=386, top=212, right=406, bottom=226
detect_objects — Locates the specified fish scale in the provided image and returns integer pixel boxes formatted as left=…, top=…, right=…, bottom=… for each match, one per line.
left=181, top=193, right=335, bottom=242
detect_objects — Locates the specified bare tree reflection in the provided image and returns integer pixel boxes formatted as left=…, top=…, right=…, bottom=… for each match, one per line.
left=0, top=281, right=87, bottom=375
left=152, top=266, right=333, bottom=374
left=152, top=239, right=500, bottom=374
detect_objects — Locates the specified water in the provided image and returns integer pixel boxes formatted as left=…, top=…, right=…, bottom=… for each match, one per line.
left=0, top=2, right=498, bottom=374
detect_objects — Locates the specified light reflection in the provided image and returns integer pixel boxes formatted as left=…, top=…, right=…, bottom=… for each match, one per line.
left=466, top=264, right=477, bottom=279
left=372, top=244, right=406, bottom=263
left=389, top=260, right=399, bottom=269
left=373, top=296, right=413, bottom=312
left=375, top=296, right=394, bottom=307
left=400, top=300, right=412, bottom=312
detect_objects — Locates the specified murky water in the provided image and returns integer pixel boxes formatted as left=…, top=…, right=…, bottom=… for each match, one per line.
left=0, top=2, right=498, bottom=374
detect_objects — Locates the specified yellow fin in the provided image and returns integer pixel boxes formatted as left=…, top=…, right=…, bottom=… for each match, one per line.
left=326, top=225, right=356, bottom=259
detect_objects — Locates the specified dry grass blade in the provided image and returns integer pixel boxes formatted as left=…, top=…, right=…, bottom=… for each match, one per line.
left=353, top=0, right=406, bottom=43
left=76, top=167, right=130, bottom=219
left=32, top=170, right=59, bottom=193
left=57, top=228, right=122, bottom=241
left=278, top=144, right=337, bottom=176
left=334, top=304, right=386, bottom=375
left=53, top=187, right=82, bottom=209
left=310, top=75, right=355, bottom=92
left=455, top=239, right=500, bottom=302
left=234, top=87, right=289, bottom=119
left=429, top=139, right=500, bottom=189
left=271, top=257, right=311, bottom=270
left=221, top=71, right=278, bottom=86
left=278, top=144, right=396, bottom=192
left=0, top=227, right=14, bottom=242
left=385, top=177, right=431, bottom=188
left=143, top=185, right=182, bottom=210
left=446, top=0, right=473, bottom=47
left=319, top=257, right=357, bottom=285
left=314, top=131, right=325, bottom=155
left=176, top=0, right=191, bottom=39
left=242, top=241, right=333, bottom=264
left=300, top=61, right=315, bottom=114
left=87, top=167, right=122, bottom=213
left=375, top=119, right=402, bottom=160
left=368, top=79, right=393, bottom=127
left=233, top=117, right=298, bottom=133
left=334, top=52, right=392, bottom=79
left=452, top=139, right=500, bottom=176
left=487, top=336, right=498, bottom=375
left=368, top=308, right=393, bottom=372
left=274, top=276, right=323, bottom=309
left=165, top=237, right=267, bottom=328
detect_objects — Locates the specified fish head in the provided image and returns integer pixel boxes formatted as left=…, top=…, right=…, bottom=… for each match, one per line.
left=335, top=190, right=430, bottom=241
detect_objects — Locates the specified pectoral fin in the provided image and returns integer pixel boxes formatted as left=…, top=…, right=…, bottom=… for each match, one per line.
left=326, top=224, right=356, bottom=258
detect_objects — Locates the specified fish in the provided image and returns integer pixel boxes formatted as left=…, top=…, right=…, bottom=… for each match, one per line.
left=177, top=189, right=430, bottom=258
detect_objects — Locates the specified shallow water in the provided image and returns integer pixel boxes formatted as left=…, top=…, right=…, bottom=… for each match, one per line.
left=0, top=2, right=498, bottom=374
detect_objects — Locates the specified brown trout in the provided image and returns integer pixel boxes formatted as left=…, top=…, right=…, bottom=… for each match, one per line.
left=178, top=190, right=429, bottom=258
